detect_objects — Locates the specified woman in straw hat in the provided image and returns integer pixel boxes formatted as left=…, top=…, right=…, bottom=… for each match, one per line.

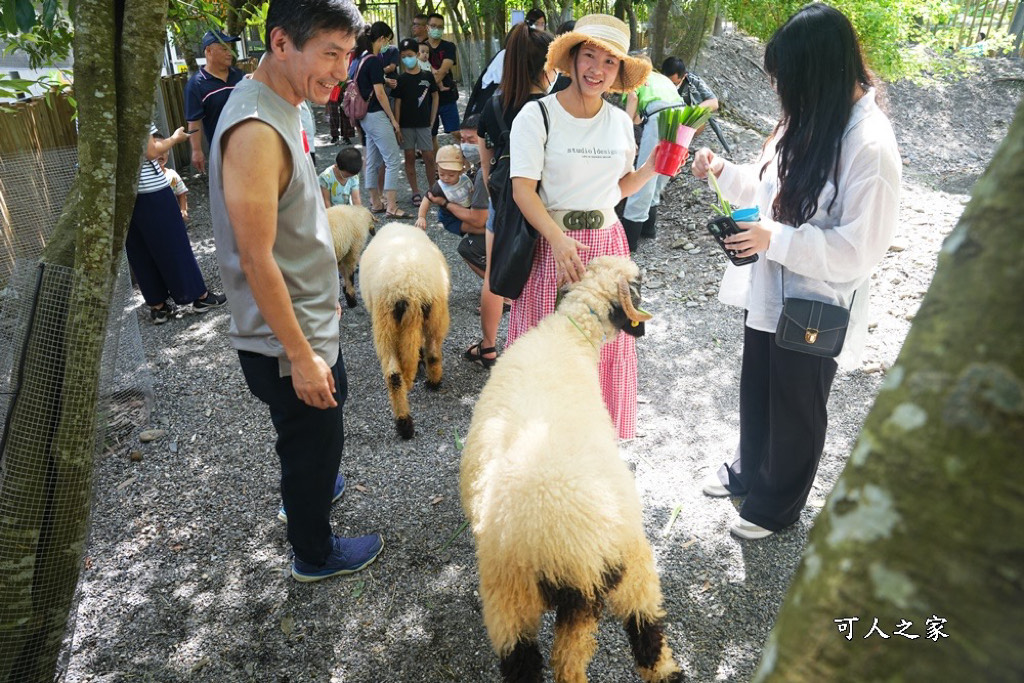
left=506, top=14, right=674, bottom=440
left=694, top=3, right=900, bottom=540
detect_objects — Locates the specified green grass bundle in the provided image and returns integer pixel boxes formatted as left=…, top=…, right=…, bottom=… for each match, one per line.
left=657, top=105, right=712, bottom=142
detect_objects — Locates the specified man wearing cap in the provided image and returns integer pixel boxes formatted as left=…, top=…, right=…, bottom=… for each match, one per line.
left=184, top=30, right=246, bottom=173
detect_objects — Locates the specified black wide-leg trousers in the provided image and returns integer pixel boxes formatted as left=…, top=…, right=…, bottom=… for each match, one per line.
left=721, top=325, right=838, bottom=531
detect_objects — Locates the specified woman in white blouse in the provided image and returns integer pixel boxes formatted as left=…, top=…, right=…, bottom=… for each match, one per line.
left=693, top=3, right=901, bottom=539
left=507, top=14, right=669, bottom=441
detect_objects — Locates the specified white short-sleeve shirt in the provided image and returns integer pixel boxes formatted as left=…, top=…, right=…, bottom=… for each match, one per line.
left=509, top=94, right=636, bottom=211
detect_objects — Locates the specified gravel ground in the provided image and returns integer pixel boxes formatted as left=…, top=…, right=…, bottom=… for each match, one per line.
left=66, top=35, right=1023, bottom=683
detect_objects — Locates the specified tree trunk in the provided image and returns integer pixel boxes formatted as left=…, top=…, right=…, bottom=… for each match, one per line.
left=649, top=0, right=671, bottom=65
left=0, top=0, right=168, bottom=679
left=623, top=0, right=639, bottom=52
left=754, top=99, right=1024, bottom=682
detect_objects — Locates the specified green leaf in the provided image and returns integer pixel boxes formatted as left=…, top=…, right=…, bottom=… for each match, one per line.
left=438, top=520, right=469, bottom=554
left=41, top=0, right=57, bottom=28
left=2, top=0, right=19, bottom=33
left=66, top=0, right=75, bottom=22
left=14, top=0, right=35, bottom=32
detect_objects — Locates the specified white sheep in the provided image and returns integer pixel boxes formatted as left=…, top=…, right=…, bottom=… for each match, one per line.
left=358, top=222, right=450, bottom=439
left=326, top=204, right=375, bottom=308
left=460, top=256, right=683, bottom=683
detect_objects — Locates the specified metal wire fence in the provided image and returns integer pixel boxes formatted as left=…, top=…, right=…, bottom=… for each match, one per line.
left=0, top=146, right=153, bottom=681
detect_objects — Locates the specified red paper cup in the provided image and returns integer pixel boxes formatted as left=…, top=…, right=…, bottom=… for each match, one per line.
left=655, top=141, right=688, bottom=176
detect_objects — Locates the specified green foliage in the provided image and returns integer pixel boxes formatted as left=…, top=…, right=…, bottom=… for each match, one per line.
left=720, top=0, right=1012, bottom=81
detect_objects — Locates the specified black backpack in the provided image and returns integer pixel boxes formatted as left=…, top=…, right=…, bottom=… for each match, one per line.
left=487, top=95, right=550, bottom=299
left=486, top=94, right=549, bottom=204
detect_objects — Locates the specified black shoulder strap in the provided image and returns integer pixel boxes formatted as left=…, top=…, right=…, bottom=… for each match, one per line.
left=537, top=98, right=549, bottom=137
left=491, top=94, right=508, bottom=137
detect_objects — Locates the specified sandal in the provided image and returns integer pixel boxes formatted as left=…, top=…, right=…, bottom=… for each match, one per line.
left=411, top=193, right=423, bottom=205
left=385, top=209, right=411, bottom=219
left=463, top=341, right=497, bottom=369
left=370, top=204, right=387, bottom=214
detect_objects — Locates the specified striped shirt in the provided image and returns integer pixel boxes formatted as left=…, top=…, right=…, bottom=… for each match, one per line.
left=137, top=124, right=170, bottom=194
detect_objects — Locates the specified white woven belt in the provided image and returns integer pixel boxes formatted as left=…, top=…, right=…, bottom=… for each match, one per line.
left=548, top=208, right=618, bottom=231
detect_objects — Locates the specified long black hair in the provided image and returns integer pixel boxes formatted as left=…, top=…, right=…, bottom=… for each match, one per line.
left=501, top=23, right=553, bottom=111
left=763, top=3, right=874, bottom=226
left=355, top=20, right=393, bottom=54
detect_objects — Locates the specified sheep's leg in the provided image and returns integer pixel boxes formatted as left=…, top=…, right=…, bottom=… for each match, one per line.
left=606, top=545, right=684, bottom=682
left=378, top=303, right=414, bottom=439
left=421, top=299, right=448, bottom=390
left=480, top=564, right=545, bottom=683
left=340, top=251, right=359, bottom=308
left=547, top=585, right=602, bottom=683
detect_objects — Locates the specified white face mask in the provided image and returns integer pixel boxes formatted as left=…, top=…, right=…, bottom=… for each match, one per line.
left=460, top=143, right=481, bottom=164
left=546, top=71, right=558, bottom=93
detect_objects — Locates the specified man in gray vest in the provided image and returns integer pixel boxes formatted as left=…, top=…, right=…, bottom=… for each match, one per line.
left=209, top=0, right=383, bottom=582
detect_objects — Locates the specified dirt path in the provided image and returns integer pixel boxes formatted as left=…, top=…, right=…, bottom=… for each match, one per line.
left=66, top=37, right=1022, bottom=683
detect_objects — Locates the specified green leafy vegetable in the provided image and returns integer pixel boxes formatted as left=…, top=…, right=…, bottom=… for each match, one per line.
left=708, top=171, right=733, bottom=216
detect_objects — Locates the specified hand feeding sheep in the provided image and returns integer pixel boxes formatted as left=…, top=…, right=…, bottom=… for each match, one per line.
left=460, top=256, right=684, bottom=683
left=358, top=222, right=450, bottom=439
left=326, top=204, right=375, bottom=308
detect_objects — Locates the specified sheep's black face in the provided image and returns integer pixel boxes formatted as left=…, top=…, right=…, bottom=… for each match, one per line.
left=609, top=279, right=646, bottom=338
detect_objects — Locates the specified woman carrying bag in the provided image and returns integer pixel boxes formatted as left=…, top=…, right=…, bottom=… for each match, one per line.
left=355, top=21, right=410, bottom=218
left=506, top=14, right=672, bottom=440
left=694, top=3, right=901, bottom=540
left=465, top=23, right=555, bottom=369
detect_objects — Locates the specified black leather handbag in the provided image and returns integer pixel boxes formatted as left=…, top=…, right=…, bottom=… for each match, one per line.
left=489, top=99, right=549, bottom=300
left=775, top=297, right=851, bottom=357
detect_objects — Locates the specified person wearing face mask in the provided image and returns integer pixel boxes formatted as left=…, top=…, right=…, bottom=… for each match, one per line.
left=394, top=37, right=439, bottom=206
left=525, top=8, right=546, bottom=31
left=465, top=23, right=555, bottom=369
left=415, top=119, right=488, bottom=243
left=355, top=21, right=410, bottom=218
left=422, top=13, right=461, bottom=144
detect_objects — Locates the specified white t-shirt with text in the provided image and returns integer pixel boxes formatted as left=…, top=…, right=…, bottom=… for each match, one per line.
left=509, top=94, right=635, bottom=212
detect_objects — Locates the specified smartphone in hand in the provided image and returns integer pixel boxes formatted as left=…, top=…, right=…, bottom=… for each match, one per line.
left=707, top=216, right=758, bottom=266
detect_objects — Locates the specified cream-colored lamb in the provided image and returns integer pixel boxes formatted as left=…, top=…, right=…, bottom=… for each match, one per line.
left=460, top=256, right=683, bottom=683
left=326, top=204, right=375, bottom=308
left=358, top=222, right=450, bottom=439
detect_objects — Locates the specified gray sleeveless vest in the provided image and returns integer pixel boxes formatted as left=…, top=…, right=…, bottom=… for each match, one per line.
left=209, top=78, right=339, bottom=376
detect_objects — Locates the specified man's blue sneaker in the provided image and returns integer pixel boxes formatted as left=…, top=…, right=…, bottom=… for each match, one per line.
left=291, top=533, right=384, bottom=582
left=278, top=474, right=346, bottom=523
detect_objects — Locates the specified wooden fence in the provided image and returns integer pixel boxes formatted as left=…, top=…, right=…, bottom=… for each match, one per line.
left=0, top=92, right=77, bottom=156
left=940, top=0, right=1024, bottom=54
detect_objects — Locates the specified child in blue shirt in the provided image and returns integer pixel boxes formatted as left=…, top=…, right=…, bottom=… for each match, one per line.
left=318, top=147, right=363, bottom=207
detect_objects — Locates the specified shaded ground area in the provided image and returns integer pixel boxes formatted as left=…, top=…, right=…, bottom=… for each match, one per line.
left=67, top=34, right=1021, bottom=683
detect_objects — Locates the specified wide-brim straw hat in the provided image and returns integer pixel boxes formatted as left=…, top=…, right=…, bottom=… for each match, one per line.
left=545, top=14, right=651, bottom=93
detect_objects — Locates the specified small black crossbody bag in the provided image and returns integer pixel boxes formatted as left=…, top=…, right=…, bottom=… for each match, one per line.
left=775, top=272, right=855, bottom=358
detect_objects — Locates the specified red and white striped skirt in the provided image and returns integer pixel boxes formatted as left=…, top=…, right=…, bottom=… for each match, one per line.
left=506, top=221, right=637, bottom=440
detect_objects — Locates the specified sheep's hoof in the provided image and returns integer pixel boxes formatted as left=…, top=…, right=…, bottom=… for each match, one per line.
left=395, top=416, right=414, bottom=440
left=425, top=379, right=442, bottom=391
left=344, top=293, right=358, bottom=308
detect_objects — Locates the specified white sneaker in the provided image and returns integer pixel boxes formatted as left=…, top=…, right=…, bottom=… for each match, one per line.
left=730, top=518, right=775, bottom=540
left=702, top=475, right=732, bottom=498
